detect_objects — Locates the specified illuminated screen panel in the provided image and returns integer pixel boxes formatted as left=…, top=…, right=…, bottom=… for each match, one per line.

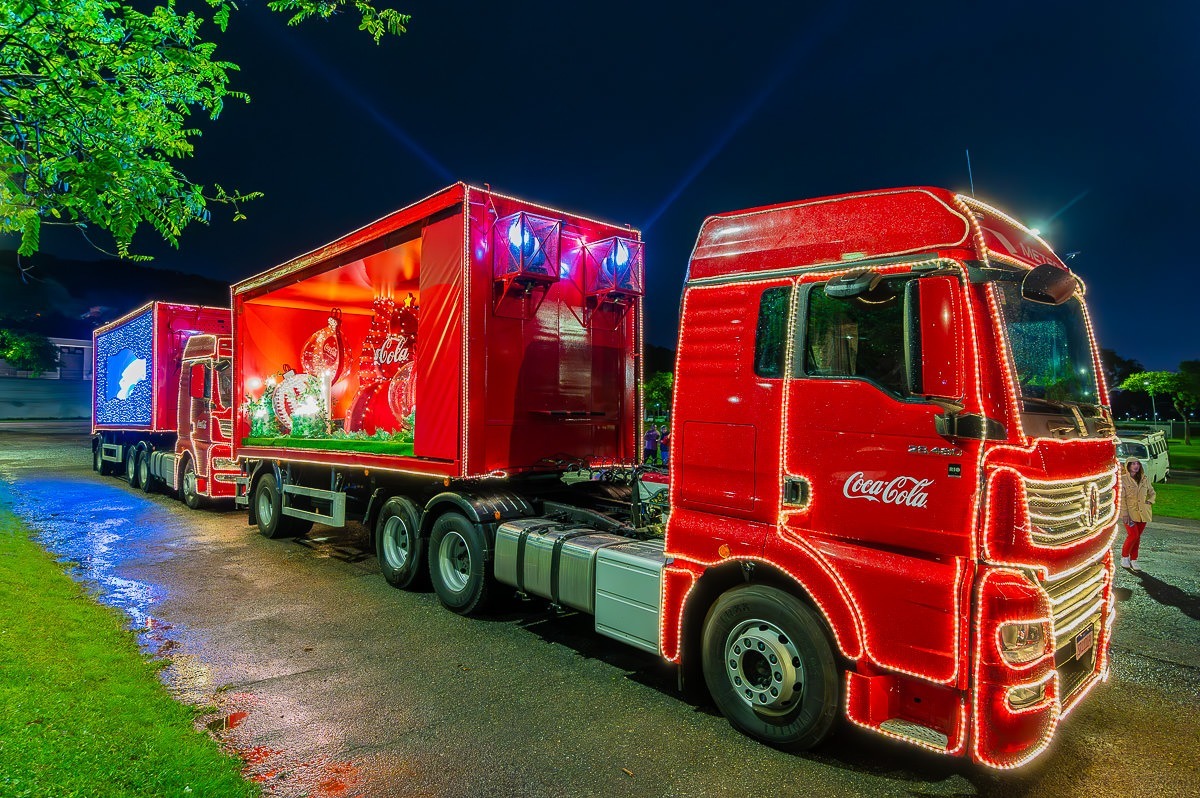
left=94, top=308, right=154, bottom=427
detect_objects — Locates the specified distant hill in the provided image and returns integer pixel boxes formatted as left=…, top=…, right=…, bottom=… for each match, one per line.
left=0, top=251, right=230, bottom=338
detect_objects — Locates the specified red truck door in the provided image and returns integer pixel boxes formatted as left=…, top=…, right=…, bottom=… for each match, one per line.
left=776, top=272, right=973, bottom=684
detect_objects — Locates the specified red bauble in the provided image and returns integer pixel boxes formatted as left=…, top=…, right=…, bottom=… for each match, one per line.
left=302, top=308, right=346, bottom=381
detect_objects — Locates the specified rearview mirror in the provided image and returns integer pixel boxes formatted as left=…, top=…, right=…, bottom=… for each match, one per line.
left=909, top=277, right=961, bottom=399
left=188, top=363, right=208, bottom=400
left=1021, top=263, right=1077, bottom=305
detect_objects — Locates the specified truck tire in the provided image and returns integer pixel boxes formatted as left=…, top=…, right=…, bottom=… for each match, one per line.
left=125, top=447, right=141, bottom=487
left=253, top=472, right=311, bottom=538
left=138, top=452, right=156, bottom=494
left=92, top=444, right=104, bottom=474
left=429, top=513, right=493, bottom=615
left=376, top=496, right=428, bottom=590
left=701, top=584, right=839, bottom=752
left=181, top=459, right=203, bottom=510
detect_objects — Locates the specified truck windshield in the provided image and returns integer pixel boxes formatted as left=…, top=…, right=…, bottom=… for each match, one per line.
left=993, top=281, right=1099, bottom=406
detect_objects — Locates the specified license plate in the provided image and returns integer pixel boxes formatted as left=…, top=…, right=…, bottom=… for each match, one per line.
left=1074, top=625, right=1095, bottom=660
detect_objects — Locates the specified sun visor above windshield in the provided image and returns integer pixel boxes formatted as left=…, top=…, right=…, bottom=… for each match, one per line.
left=958, top=196, right=1067, bottom=270
left=688, top=188, right=972, bottom=281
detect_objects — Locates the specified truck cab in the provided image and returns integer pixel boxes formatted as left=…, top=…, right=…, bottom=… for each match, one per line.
left=173, top=334, right=238, bottom=506
left=662, top=188, right=1115, bottom=767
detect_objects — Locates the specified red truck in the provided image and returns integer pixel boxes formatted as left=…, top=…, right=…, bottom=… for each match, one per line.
left=91, top=301, right=240, bottom=507
left=101, top=184, right=1117, bottom=768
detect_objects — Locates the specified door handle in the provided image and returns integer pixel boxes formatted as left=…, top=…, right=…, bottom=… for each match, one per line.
left=783, top=476, right=810, bottom=507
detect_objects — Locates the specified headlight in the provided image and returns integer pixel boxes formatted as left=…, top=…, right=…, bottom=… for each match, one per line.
left=1007, top=683, right=1047, bottom=710
left=998, top=621, right=1050, bottom=665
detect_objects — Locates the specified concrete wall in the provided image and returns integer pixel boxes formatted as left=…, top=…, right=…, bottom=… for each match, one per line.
left=0, top=377, right=90, bottom=419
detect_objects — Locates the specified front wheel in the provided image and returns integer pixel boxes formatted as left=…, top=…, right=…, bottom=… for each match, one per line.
left=701, top=584, right=840, bottom=752
left=428, top=513, right=492, bottom=615
left=181, top=460, right=203, bottom=510
left=376, top=496, right=427, bottom=590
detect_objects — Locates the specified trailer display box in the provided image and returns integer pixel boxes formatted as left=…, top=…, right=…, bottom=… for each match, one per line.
left=232, top=183, right=642, bottom=477
left=93, top=302, right=232, bottom=433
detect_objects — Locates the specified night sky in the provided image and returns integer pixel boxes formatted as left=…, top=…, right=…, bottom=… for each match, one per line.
left=33, top=1, right=1200, bottom=370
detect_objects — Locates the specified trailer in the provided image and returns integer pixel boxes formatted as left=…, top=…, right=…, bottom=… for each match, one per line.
left=91, top=301, right=238, bottom=506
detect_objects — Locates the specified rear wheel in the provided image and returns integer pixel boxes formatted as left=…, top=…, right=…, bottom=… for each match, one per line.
left=92, top=444, right=103, bottom=474
left=376, top=496, right=427, bottom=589
left=125, top=447, right=141, bottom=487
left=702, top=584, right=840, bottom=751
left=181, top=459, right=203, bottom=510
left=138, top=451, right=155, bottom=493
left=253, top=472, right=311, bottom=538
left=428, top=513, right=492, bottom=615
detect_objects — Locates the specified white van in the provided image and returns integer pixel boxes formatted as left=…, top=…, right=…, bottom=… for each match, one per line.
left=1116, top=430, right=1171, bottom=483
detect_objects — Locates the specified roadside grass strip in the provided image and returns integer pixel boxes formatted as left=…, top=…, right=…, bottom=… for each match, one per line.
left=0, top=510, right=257, bottom=798
left=1167, top=439, right=1200, bottom=472
left=1154, top=483, right=1200, bottom=522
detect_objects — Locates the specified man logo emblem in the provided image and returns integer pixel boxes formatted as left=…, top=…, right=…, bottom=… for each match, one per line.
left=1086, top=482, right=1101, bottom=528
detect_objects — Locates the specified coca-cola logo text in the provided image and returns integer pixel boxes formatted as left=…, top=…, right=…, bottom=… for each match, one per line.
left=842, top=471, right=933, bottom=508
left=374, top=335, right=412, bottom=377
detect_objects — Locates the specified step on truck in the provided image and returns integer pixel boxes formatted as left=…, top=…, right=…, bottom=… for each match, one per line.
left=232, top=184, right=1116, bottom=768
left=92, top=301, right=239, bottom=506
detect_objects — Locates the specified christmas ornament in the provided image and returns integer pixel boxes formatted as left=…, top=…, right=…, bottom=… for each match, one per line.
left=302, top=308, right=346, bottom=382
left=387, top=362, right=416, bottom=431
left=272, top=366, right=320, bottom=434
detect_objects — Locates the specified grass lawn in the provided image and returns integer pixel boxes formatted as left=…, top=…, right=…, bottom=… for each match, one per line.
left=0, top=511, right=257, bottom=798
left=242, top=435, right=415, bottom=456
left=1167, top=438, right=1200, bottom=472
left=1153, top=482, right=1200, bottom=522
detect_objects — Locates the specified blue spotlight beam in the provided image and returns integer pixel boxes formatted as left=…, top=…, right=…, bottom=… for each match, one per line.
left=1046, top=189, right=1090, bottom=224
left=641, top=5, right=853, bottom=232
left=249, top=9, right=454, bottom=184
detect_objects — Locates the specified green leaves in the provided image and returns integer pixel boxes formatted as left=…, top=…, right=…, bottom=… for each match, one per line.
left=267, top=0, right=411, bottom=44
left=0, top=328, right=59, bottom=375
left=1, top=0, right=408, bottom=260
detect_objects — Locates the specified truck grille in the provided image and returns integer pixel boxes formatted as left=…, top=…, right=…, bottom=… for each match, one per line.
left=218, top=419, right=233, bottom=439
left=1042, top=562, right=1106, bottom=700
left=1025, top=471, right=1116, bottom=545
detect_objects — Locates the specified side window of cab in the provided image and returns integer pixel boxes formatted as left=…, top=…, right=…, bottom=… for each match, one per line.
left=801, top=275, right=920, bottom=397
left=753, top=286, right=791, bottom=378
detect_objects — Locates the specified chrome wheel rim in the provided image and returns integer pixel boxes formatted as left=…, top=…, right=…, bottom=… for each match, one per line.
left=126, top=454, right=137, bottom=481
left=725, top=618, right=805, bottom=715
left=256, top=485, right=274, bottom=526
left=437, top=531, right=470, bottom=593
left=138, top=457, right=150, bottom=486
left=382, top=515, right=410, bottom=570
left=183, top=468, right=198, bottom=499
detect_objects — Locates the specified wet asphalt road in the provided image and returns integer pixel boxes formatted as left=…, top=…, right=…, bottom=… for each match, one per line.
left=2, top=432, right=1198, bottom=798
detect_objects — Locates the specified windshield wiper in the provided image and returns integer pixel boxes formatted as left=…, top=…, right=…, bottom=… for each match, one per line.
left=1020, top=396, right=1113, bottom=436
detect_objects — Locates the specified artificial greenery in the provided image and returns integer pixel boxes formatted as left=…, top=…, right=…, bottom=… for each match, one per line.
left=0, top=0, right=410, bottom=260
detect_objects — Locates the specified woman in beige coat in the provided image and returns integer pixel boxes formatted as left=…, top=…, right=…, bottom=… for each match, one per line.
left=1119, top=458, right=1156, bottom=572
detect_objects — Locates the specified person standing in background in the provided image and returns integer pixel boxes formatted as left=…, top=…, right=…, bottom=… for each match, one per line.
left=1119, top=458, right=1156, bottom=572
left=643, top=424, right=660, bottom=464
left=659, top=427, right=671, bottom=467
